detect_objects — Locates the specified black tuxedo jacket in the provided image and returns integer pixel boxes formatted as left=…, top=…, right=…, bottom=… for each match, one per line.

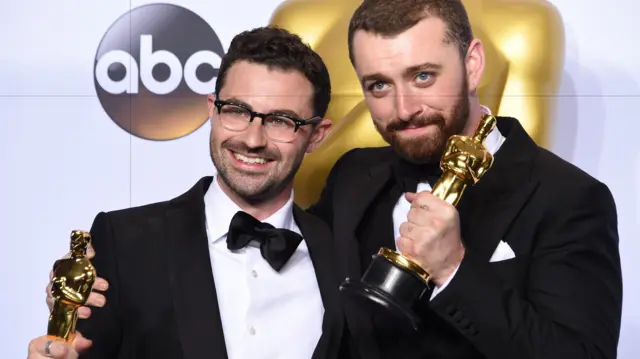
left=308, top=117, right=622, bottom=359
left=76, top=176, right=344, bottom=359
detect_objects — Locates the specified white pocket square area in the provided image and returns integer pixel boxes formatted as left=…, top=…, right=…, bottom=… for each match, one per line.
left=489, top=240, right=516, bottom=262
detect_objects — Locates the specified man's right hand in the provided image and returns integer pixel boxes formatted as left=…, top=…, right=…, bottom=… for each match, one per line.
left=27, top=333, right=92, bottom=359
left=46, top=244, right=109, bottom=319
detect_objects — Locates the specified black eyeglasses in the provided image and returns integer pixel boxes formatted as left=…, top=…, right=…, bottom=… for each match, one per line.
left=213, top=99, right=321, bottom=143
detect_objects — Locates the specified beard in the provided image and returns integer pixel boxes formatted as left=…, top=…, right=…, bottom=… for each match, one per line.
left=374, top=77, right=470, bottom=164
left=209, top=133, right=306, bottom=204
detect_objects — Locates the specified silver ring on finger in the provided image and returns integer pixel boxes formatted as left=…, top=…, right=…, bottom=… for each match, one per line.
left=44, top=339, right=54, bottom=357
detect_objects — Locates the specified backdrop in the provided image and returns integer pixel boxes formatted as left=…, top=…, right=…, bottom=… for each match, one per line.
left=1, top=0, right=637, bottom=358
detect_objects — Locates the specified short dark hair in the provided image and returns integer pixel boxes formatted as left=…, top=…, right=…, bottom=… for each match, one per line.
left=215, top=26, right=331, bottom=118
left=347, top=0, right=473, bottom=65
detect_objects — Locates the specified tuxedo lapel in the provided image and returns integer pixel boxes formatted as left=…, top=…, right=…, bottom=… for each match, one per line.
left=456, top=117, right=540, bottom=261
left=163, top=177, right=229, bottom=359
left=293, top=205, right=343, bottom=359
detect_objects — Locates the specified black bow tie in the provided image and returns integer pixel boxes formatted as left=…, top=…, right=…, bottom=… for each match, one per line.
left=392, top=158, right=443, bottom=193
left=226, top=211, right=303, bottom=272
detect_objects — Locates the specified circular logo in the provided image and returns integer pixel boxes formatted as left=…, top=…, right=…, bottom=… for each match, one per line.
left=94, top=4, right=224, bottom=140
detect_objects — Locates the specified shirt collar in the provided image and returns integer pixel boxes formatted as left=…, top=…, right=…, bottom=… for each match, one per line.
left=203, top=176, right=295, bottom=243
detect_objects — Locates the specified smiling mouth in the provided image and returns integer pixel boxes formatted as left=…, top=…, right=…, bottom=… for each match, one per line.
left=398, top=124, right=436, bottom=134
left=227, top=149, right=273, bottom=166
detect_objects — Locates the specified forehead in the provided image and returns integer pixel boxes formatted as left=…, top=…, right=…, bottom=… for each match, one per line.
left=220, top=60, right=314, bottom=115
left=352, top=16, right=456, bottom=77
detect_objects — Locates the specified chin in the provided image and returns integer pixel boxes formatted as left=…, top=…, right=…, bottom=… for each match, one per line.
left=393, top=138, right=446, bottom=164
left=228, top=181, right=267, bottom=200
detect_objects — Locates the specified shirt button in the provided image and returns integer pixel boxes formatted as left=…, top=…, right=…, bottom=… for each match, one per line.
left=249, top=326, right=256, bottom=335
left=251, top=270, right=258, bottom=278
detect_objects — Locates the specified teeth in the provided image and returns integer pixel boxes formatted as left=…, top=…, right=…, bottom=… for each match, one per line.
left=233, top=152, right=267, bottom=164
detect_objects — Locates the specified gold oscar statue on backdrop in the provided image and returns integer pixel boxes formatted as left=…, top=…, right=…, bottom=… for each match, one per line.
left=269, top=0, right=565, bottom=208
left=47, top=230, right=96, bottom=342
left=339, top=114, right=497, bottom=329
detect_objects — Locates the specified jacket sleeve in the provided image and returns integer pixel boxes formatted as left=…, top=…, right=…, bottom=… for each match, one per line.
left=77, top=212, right=123, bottom=359
left=428, top=181, right=623, bottom=359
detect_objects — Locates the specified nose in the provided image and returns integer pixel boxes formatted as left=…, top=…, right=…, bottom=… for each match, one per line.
left=395, top=87, right=422, bottom=121
left=238, top=118, right=269, bottom=148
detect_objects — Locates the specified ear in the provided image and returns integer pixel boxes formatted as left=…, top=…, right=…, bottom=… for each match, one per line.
left=465, top=39, right=485, bottom=95
left=305, top=119, right=332, bottom=153
left=207, top=94, right=216, bottom=120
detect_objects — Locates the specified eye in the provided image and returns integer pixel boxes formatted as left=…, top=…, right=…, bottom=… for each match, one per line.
left=221, top=105, right=249, bottom=116
left=265, top=116, right=295, bottom=128
left=367, top=81, right=388, bottom=92
left=415, top=72, right=433, bottom=84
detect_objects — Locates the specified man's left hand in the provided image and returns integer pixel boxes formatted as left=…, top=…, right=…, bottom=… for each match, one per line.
left=397, top=191, right=465, bottom=286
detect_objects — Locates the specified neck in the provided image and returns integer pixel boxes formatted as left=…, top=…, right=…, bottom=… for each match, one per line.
left=216, top=176, right=293, bottom=221
left=462, top=96, right=484, bottom=136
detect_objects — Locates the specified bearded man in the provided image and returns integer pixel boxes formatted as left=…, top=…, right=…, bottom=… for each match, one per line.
left=308, top=1, right=623, bottom=359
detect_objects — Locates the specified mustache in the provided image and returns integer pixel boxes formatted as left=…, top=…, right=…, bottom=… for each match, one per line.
left=386, top=115, right=445, bottom=132
left=221, top=140, right=280, bottom=161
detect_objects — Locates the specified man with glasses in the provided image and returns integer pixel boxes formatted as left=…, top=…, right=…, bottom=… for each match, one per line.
left=27, top=26, right=344, bottom=359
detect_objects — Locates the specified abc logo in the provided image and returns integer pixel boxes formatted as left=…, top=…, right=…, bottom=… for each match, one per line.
left=93, top=4, right=224, bottom=140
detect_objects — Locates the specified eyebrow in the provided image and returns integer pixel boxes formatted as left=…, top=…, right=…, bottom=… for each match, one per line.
left=360, top=61, right=443, bottom=86
left=223, top=97, right=303, bottom=118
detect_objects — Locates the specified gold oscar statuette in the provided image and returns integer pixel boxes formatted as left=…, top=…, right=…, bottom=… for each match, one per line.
left=47, top=230, right=96, bottom=342
left=339, top=114, right=497, bottom=330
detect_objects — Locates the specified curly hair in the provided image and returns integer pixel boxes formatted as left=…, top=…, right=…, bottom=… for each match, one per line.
left=215, top=26, right=331, bottom=118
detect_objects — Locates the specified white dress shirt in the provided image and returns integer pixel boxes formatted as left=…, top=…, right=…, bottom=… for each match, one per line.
left=392, top=106, right=506, bottom=299
left=203, top=177, right=324, bottom=359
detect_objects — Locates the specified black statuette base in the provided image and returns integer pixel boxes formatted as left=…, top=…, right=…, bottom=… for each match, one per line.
left=339, top=253, right=429, bottom=330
